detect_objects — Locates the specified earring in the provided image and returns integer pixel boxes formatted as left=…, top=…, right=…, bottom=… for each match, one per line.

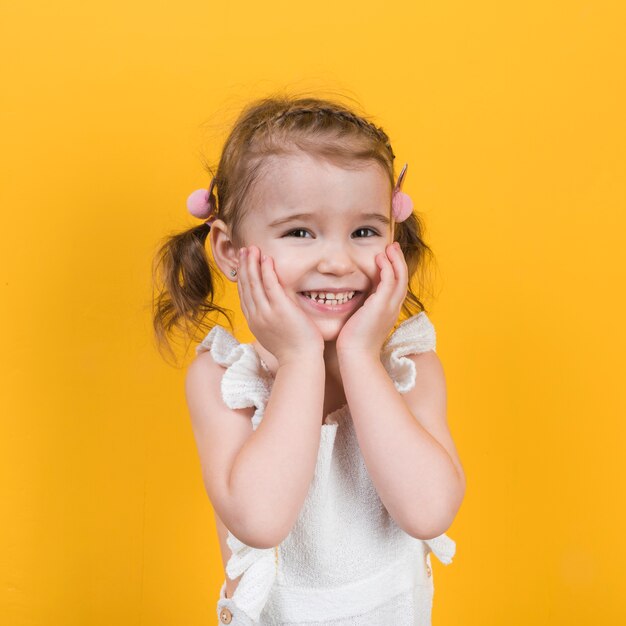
left=230, top=268, right=237, bottom=278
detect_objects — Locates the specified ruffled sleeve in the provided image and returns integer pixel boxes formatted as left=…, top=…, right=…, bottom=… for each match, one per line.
left=380, top=312, right=437, bottom=394
left=195, top=326, right=273, bottom=431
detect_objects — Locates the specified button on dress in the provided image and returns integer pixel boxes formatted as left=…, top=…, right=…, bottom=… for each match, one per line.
left=196, top=312, right=457, bottom=626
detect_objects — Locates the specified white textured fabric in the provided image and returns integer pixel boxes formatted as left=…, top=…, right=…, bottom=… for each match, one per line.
left=379, top=313, right=437, bottom=394
left=197, top=326, right=273, bottom=431
left=197, top=312, right=456, bottom=625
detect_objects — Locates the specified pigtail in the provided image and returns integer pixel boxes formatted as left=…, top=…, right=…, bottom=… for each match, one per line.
left=151, top=222, right=232, bottom=366
left=395, top=212, right=437, bottom=321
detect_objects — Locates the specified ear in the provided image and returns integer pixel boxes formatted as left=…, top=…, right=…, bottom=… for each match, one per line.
left=209, top=219, right=239, bottom=282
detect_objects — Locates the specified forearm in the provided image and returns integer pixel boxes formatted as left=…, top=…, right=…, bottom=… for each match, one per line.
left=228, top=356, right=325, bottom=546
left=339, top=353, right=464, bottom=539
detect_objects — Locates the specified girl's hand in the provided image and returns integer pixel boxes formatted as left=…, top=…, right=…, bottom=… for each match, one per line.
left=336, top=242, right=408, bottom=358
left=237, top=245, right=325, bottom=366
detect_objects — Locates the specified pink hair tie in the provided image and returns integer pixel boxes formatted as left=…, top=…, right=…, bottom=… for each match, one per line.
left=391, top=163, right=413, bottom=222
left=186, top=176, right=217, bottom=225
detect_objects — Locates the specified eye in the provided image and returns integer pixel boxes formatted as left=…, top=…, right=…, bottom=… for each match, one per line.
left=352, top=227, right=379, bottom=238
left=283, top=228, right=313, bottom=238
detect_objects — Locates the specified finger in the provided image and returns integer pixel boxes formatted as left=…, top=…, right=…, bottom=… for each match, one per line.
left=375, top=252, right=396, bottom=297
left=236, top=247, right=255, bottom=317
left=238, top=284, right=250, bottom=320
left=388, top=242, right=407, bottom=279
left=246, top=245, right=271, bottom=313
left=389, top=242, right=409, bottom=302
left=260, top=254, right=286, bottom=306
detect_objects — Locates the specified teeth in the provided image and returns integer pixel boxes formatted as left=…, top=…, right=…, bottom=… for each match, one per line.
left=303, top=291, right=356, bottom=305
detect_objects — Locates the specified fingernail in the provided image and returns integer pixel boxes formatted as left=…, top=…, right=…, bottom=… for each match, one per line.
left=262, top=254, right=267, bottom=261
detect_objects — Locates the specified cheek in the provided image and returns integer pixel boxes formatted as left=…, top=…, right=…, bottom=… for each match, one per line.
left=269, top=257, right=298, bottom=289
left=360, top=249, right=384, bottom=282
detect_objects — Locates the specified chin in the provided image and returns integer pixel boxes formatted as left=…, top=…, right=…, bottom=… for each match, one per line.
left=315, top=319, right=346, bottom=344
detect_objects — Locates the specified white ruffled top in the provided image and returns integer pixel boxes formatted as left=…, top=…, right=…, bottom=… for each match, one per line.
left=197, top=312, right=457, bottom=625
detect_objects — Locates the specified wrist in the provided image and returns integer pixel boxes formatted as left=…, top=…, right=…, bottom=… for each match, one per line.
left=276, top=348, right=325, bottom=369
left=336, top=346, right=381, bottom=366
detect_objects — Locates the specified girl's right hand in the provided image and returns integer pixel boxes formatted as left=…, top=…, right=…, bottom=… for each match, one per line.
left=237, top=245, right=325, bottom=366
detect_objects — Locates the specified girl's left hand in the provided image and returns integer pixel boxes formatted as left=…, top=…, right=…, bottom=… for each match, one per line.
left=336, top=242, right=408, bottom=358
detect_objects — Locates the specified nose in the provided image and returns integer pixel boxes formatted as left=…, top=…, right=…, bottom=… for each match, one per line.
left=316, top=240, right=356, bottom=276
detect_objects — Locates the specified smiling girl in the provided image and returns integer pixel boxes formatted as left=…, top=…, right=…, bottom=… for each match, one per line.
left=152, top=96, right=465, bottom=625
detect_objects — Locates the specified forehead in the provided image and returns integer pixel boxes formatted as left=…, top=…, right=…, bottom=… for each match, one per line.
left=245, top=152, right=391, bottom=221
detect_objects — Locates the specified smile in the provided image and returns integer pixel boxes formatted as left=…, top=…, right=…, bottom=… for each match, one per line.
left=297, top=290, right=363, bottom=314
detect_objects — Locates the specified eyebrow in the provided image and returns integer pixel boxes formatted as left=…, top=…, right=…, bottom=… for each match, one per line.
left=268, top=212, right=391, bottom=228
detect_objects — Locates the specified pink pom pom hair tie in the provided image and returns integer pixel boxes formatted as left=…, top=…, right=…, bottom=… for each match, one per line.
left=391, top=163, right=413, bottom=223
left=186, top=176, right=217, bottom=226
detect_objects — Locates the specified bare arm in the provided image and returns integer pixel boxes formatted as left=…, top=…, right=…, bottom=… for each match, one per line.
left=337, top=348, right=465, bottom=540
left=186, top=350, right=325, bottom=550
left=227, top=354, right=325, bottom=546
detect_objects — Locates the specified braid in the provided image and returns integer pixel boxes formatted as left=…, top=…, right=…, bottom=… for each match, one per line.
left=248, top=101, right=396, bottom=160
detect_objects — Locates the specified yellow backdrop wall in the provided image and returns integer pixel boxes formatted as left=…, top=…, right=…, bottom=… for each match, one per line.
left=1, top=1, right=625, bottom=624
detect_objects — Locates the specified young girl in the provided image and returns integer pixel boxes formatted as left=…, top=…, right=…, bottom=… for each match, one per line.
left=152, top=96, right=465, bottom=625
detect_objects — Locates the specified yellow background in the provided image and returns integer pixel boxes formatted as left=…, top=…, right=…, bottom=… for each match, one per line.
left=2, top=0, right=625, bottom=624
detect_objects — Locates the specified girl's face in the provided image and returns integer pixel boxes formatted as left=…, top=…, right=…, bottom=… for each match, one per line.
left=237, top=152, right=394, bottom=343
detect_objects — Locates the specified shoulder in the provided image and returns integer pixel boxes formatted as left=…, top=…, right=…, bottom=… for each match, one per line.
left=390, top=311, right=443, bottom=397
left=188, top=326, right=271, bottom=430
left=187, top=324, right=248, bottom=403
left=185, top=323, right=254, bottom=420
left=381, top=312, right=437, bottom=393
left=404, top=349, right=445, bottom=388
left=185, top=344, right=257, bottom=439
left=185, top=350, right=249, bottom=430
left=400, top=350, right=447, bottom=428
left=185, top=348, right=225, bottom=403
